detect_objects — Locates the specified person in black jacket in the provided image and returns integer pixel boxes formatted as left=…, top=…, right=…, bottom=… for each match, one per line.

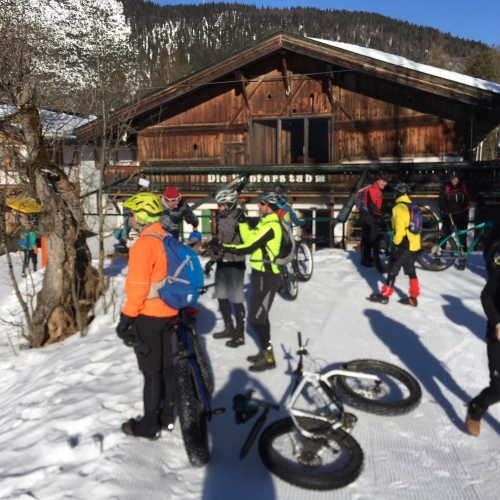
left=439, top=167, right=485, bottom=270
left=160, top=186, right=199, bottom=238
left=466, top=260, right=500, bottom=436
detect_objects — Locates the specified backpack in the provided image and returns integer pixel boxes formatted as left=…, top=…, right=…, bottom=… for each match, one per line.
left=19, top=230, right=30, bottom=250
left=403, top=203, right=423, bottom=235
left=274, top=220, right=296, bottom=266
left=146, top=234, right=205, bottom=309
left=355, top=186, right=369, bottom=211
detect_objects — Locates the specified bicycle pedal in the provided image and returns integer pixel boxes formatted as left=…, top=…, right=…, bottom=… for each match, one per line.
left=342, top=412, right=358, bottom=431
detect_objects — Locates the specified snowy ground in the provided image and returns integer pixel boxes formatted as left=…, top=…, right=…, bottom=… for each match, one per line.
left=0, top=238, right=498, bottom=500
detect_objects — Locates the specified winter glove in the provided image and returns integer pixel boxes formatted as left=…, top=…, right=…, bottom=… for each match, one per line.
left=235, top=207, right=247, bottom=223
left=116, top=313, right=137, bottom=346
left=204, top=261, right=215, bottom=276
left=208, top=238, right=221, bottom=255
left=379, top=214, right=391, bottom=222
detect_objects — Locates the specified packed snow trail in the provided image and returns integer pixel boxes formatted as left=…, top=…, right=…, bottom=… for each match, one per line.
left=0, top=248, right=498, bottom=500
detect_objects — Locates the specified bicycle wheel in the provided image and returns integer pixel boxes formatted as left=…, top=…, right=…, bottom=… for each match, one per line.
left=187, top=323, right=214, bottom=396
left=279, top=263, right=298, bottom=301
left=296, top=242, right=313, bottom=282
left=417, top=231, right=457, bottom=271
left=373, top=232, right=390, bottom=274
left=174, top=358, right=209, bottom=466
left=258, top=417, right=363, bottom=490
left=484, top=237, right=500, bottom=277
left=334, top=359, right=421, bottom=416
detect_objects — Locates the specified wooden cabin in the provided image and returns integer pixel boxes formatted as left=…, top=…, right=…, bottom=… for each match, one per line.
left=77, top=31, right=500, bottom=245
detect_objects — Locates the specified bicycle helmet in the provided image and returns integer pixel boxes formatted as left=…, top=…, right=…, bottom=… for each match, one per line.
left=394, top=182, right=411, bottom=197
left=376, top=171, right=390, bottom=181
left=123, top=193, right=163, bottom=223
left=272, top=183, right=287, bottom=195
left=215, top=189, right=239, bottom=208
left=259, top=191, right=282, bottom=208
left=448, top=167, right=461, bottom=181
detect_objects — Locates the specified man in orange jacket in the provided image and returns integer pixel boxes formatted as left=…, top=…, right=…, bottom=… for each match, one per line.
left=116, top=193, right=179, bottom=439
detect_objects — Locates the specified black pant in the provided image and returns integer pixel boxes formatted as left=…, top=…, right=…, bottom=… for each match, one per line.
left=387, top=245, right=417, bottom=277
left=21, top=249, right=37, bottom=274
left=471, top=340, right=500, bottom=417
left=360, top=211, right=378, bottom=261
left=443, top=212, right=469, bottom=251
left=248, top=270, right=281, bottom=350
left=134, top=315, right=177, bottom=426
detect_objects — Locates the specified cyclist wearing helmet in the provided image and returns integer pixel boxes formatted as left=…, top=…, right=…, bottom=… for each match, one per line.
left=370, top=182, right=421, bottom=306
left=439, top=167, right=485, bottom=270
left=360, top=171, right=389, bottom=267
left=213, top=191, right=283, bottom=371
left=205, top=189, right=247, bottom=347
left=117, top=192, right=179, bottom=438
left=466, top=258, right=500, bottom=436
left=160, top=186, right=198, bottom=238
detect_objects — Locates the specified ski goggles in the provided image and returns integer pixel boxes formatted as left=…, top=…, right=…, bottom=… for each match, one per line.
left=164, top=195, right=182, bottom=203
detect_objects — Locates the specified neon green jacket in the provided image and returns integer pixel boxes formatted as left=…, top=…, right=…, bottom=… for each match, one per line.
left=223, top=213, right=282, bottom=273
left=392, top=195, right=421, bottom=251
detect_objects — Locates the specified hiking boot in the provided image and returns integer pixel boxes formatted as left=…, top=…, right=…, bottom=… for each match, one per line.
left=466, top=412, right=480, bottom=437
left=249, top=346, right=276, bottom=372
left=458, top=260, right=466, bottom=271
left=361, top=259, right=374, bottom=268
left=370, top=294, right=389, bottom=304
left=247, top=351, right=263, bottom=363
left=213, top=321, right=235, bottom=339
left=161, top=403, right=175, bottom=431
left=226, top=325, right=245, bottom=348
left=399, top=297, right=418, bottom=307
left=121, top=418, right=161, bottom=439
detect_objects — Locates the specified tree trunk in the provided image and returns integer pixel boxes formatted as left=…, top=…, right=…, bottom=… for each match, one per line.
left=18, top=105, right=100, bottom=347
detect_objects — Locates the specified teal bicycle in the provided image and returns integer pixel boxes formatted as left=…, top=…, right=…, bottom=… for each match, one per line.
left=417, top=216, right=493, bottom=271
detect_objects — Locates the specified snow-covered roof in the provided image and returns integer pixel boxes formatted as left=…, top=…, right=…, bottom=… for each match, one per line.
left=311, top=38, right=500, bottom=95
left=0, top=106, right=94, bottom=140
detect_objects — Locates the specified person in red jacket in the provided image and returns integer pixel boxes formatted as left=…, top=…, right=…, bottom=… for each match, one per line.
left=116, top=193, right=179, bottom=439
left=359, top=171, right=389, bottom=267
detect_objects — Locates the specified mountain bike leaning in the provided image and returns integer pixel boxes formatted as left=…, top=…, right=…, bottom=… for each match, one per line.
left=417, top=215, right=493, bottom=272
left=372, top=214, right=393, bottom=274
left=232, top=332, right=422, bottom=490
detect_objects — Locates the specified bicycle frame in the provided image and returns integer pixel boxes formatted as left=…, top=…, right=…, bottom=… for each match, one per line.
left=437, top=219, right=493, bottom=258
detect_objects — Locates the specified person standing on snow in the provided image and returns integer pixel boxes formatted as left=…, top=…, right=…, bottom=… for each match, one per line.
left=116, top=192, right=179, bottom=438
left=205, top=189, right=247, bottom=348
left=19, top=223, right=38, bottom=277
left=466, top=258, right=500, bottom=436
left=370, top=182, right=421, bottom=306
left=160, top=186, right=199, bottom=239
left=438, top=167, right=485, bottom=270
left=211, top=191, right=283, bottom=372
left=359, top=171, right=389, bottom=267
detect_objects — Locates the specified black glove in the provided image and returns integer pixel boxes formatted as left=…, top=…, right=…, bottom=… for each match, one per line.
left=380, top=214, right=391, bottom=222
left=116, top=313, right=136, bottom=345
left=204, top=260, right=215, bottom=276
left=235, top=207, right=247, bottom=223
left=209, top=238, right=221, bottom=255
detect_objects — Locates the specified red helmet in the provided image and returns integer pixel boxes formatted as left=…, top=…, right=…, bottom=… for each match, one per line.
left=163, top=186, right=181, bottom=202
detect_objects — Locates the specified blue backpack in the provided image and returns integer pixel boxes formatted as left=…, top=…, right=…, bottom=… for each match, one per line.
left=355, top=186, right=369, bottom=211
left=147, top=234, right=205, bottom=309
left=403, top=203, right=423, bottom=235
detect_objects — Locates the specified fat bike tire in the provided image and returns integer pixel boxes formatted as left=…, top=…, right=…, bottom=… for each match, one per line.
left=335, top=359, right=421, bottom=416
left=296, top=242, right=313, bottom=282
left=187, top=323, right=214, bottom=396
left=373, top=232, right=390, bottom=274
left=279, top=263, right=298, bottom=301
left=484, top=237, right=500, bottom=278
left=258, top=417, right=363, bottom=490
left=174, top=358, right=209, bottom=467
left=417, top=231, right=457, bottom=271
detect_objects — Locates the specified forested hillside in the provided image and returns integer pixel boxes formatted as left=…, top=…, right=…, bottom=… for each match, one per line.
left=119, top=0, right=489, bottom=87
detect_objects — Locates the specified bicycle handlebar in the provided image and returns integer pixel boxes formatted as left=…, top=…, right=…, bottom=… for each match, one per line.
left=297, top=331, right=302, bottom=348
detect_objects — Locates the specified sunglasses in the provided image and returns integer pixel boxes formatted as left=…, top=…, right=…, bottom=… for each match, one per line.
left=165, top=196, right=181, bottom=203
left=258, top=200, right=267, bottom=206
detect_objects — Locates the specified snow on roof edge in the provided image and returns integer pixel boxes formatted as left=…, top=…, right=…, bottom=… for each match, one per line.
left=310, top=38, right=500, bottom=95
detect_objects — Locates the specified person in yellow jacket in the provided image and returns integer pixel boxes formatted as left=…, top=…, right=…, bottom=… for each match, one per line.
left=211, top=191, right=283, bottom=371
left=116, top=193, right=179, bottom=438
left=370, top=183, right=421, bottom=306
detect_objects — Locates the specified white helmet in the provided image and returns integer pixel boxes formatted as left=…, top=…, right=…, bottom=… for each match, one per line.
left=215, top=189, right=239, bottom=207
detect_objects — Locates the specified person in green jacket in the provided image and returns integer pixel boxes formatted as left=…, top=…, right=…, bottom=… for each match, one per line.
left=211, top=191, right=283, bottom=371
left=370, top=183, right=421, bottom=306
left=19, top=223, right=38, bottom=278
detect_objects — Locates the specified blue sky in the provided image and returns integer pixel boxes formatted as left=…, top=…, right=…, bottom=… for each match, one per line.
left=155, top=0, right=500, bottom=47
